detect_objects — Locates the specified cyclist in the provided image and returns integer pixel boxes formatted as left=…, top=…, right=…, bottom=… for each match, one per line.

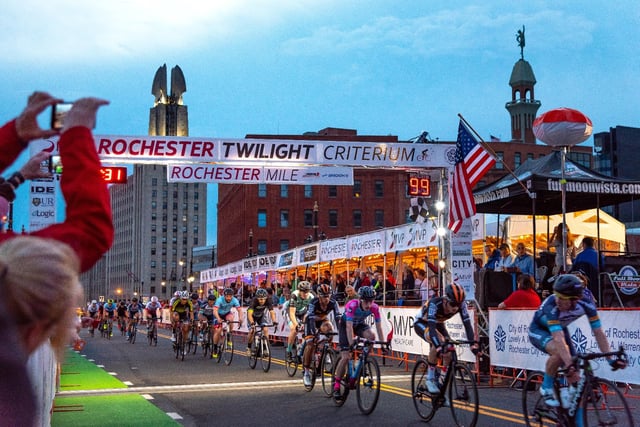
left=332, top=286, right=386, bottom=399
left=171, top=291, right=194, bottom=343
left=246, top=288, right=277, bottom=355
left=528, top=274, right=626, bottom=407
left=189, top=293, right=203, bottom=341
left=302, top=283, right=341, bottom=387
left=87, top=300, right=100, bottom=336
left=284, top=280, right=314, bottom=362
left=145, top=296, right=162, bottom=329
left=116, top=300, right=127, bottom=333
left=413, top=283, right=479, bottom=394
left=103, top=299, right=117, bottom=335
left=213, top=287, right=243, bottom=355
left=126, top=297, right=144, bottom=340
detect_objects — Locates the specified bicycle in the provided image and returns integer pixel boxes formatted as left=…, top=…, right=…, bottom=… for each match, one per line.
left=174, top=320, right=189, bottom=361
left=127, top=317, right=139, bottom=344
left=213, top=320, right=239, bottom=365
left=118, top=316, right=127, bottom=336
left=101, top=317, right=114, bottom=339
left=201, top=321, right=214, bottom=358
left=285, top=324, right=306, bottom=377
left=411, top=339, right=479, bottom=426
left=147, top=317, right=158, bottom=346
left=305, top=330, right=338, bottom=396
left=331, top=337, right=389, bottom=415
left=248, top=322, right=278, bottom=373
left=522, top=346, right=633, bottom=427
left=187, top=320, right=201, bottom=355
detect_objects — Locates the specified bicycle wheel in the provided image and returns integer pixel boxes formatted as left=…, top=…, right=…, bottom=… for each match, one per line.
left=449, top=363, right=479, bottom=427
left=222, top=334, right=234, bottom=366
left=522, top=371, right=550, bottom=427
left=151, top=323, right=158, bottom=346
left=202, top=328, right=211, bottom=358
left=356, top=357, right=381, bottom=415
left=107, top=321, right=112, bottom=340
left=305, top=350, right=318, bottom=392
left=321, top=348, right=338, bottom=397
left=130, top=323, right=137, bottom=344
left=260, top=337, right=271, bottom=373
left=285, top=341, right=298, bottom=377
left=582, top=377, right=634, bottom=427
left=248, top=337, right=258, bottom=369
left=331, top=356, right=350, bottom=407
left=411, top=358, right=436, bottom=421
left=147, top=323, right=154, bottom=346
left=186, top=328, right=195, bottom=355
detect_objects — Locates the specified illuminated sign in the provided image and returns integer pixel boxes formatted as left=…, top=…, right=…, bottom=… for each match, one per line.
left=407, top=174, right=431, bottom=197
left=100, top=166, right=128, bottom=184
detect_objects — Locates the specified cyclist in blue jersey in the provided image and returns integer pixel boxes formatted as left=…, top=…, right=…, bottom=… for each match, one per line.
left=213, top=288, right=243, bottom=354
left=528, top=274, right=626, bottom=407
left=332, top=286, right=385, bottom=399
left=126, top=297, right=144, bottom=340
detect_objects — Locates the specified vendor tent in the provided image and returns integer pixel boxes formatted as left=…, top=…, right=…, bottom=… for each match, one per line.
left=473, top=151, right=640, bottom=215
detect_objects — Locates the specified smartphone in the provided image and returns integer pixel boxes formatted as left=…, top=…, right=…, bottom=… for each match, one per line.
left=50, top=102, right=73, bottom=130
left=49, top=155, right=63, bottom=174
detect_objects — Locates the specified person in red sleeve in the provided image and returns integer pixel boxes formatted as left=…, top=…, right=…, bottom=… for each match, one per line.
left=0, top=92, right=113, bottom=427
left=498, top=274, right=541, bottom=309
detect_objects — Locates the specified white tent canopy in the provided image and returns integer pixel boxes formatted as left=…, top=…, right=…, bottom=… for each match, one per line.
left=485, top=208, right=625, bottom=250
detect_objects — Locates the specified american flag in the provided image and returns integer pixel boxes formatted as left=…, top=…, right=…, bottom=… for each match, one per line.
left=448, top=120, right=496, bottom=233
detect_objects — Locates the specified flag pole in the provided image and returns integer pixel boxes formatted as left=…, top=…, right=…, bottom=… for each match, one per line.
left=458, top=113, right=533, bottom=199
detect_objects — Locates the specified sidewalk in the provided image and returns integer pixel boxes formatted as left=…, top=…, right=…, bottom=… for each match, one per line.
left=52, top=350, right=180, bottom=427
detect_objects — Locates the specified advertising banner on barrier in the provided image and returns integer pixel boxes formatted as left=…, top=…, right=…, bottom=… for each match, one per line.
left=450, top=218, right=475, bottom=301
left=489, top=309, right=640, bottom=384
left=385, top=221, right=439, bottom=252
left=319, top=238, right=348, bottom=262
left=348, top=230, right=385, bottom=258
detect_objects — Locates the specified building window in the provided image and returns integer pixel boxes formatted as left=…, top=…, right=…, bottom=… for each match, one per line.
left=329, top=210, right=338, bottom=227
left=304, top=185, right=312, bottom=198
left=528, top=153, right=534, bottom=161
left=258, top=210, right=267, bottom=228
left=304, top=209, right=313, bottom=227
left=151, top=224, right=156, bottom=232
left=353, top=210, right=362, bottom=227
left=404, top=209, right=411, bottom=223
left=151, top=260, right=156, bottom=268
left=280, top=185, right=288, bottom=198
left=280, top=210, right=289, bottom=228
left=374, top=180, right=384, bottom=198
left=257, top=240, right=267, bottom=255
left=515, top=152, right=521, bottom=168
left=152, top=178, right=158, bottom=186
left=328, top=186, right=337, bottom=198
left=280, top=240, right=289, bottom=251
left=151, top=201, right=157, bottom=209
left=496, top=152, right=504, bottom=170
left=258, top=184, right=267, bottom=198
left=353, top=180, right=361, bottom=198
left=374, top=210, right=384, bottom=227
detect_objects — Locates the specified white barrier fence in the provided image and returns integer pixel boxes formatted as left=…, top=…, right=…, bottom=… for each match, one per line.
left=489, top=309, right=640, bottom=384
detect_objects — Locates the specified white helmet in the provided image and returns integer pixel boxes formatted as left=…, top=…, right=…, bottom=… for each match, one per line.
left=91, top=300, right=97, bottom=304
left=151, top=296, right=158, bottom=303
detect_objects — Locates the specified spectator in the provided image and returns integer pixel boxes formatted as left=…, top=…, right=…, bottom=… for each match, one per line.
left=0, top=93, right=112, bottom=426
left=483, top=244, right=501, bottom=270
left=498, top=274, right=541, bottom=309
left=494, top=243, right=515, bottom=272
left=344, top=285, right=358, bottom=302
left=573, top=237, right=601, bottom=270
left=549, top=223, right=576, bottom=274
left=511, top=243, right=535, bottom=276
left=401, top=265, right=416, bottom=299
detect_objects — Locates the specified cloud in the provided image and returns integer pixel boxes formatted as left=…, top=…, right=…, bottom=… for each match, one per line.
left=281, top=6, right=596, bottom=57
left=0, top=0, right=323, bottom=64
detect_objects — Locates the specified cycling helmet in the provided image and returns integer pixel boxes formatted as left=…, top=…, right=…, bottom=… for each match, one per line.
left=191, top=293, right=199, bottom=300
left=358, top=286, right=376, bottom=301
left=108, top=299, right=114, bottom=303
left=180, top=290, right=190, bottom=299
left=91, top=300, right=97, bottom=304
left=553, top=274, right=584, bottom=299
left=151, top=296, right=158, bottom=303
left=207, top=294, right=216, bottom=301
left=445, top=283, right=466, bottom=305
left=223, top=287, right=234, bottom=296
left=256, top=288, right=268, bottom=298
left=317, top=284, right=331, bottom=297
left=174, top=291, right=180, bottom=297
left=297, top=281, right=311, bottom=292
left=131, top=297, right=138, bottom=302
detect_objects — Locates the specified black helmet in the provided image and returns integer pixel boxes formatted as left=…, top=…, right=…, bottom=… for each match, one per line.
left=317, top=284, right=331, bottom=297
left=256, top=288, right=268, bottom=298
left=190, top=293, right=199, bottom=300
left=553, top=274, right=584, bottom=299
left=207, top=294, right=216, bottom=301
left=445, top=283, right=465, bottom=305
left=358, top=286, right=376, bottom=301
left=223, top=288, right=234, bottom=296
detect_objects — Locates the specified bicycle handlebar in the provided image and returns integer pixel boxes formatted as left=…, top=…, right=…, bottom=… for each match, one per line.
left=573, top=345, right=627, bottom=362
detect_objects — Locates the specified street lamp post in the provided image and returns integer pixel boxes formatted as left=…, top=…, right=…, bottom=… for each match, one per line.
left=248, top=228, right=254, bottom=257
left=313, top=201, right=319, bottom=241
left=179, top=260, right=185, bottom=290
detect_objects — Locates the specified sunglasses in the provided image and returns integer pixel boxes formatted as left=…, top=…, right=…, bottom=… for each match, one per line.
left=554, top=292, right=580, bottom=301
left=447, top=299, right=460, bottom=308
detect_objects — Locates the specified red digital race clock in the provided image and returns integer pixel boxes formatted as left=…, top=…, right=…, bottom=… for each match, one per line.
left=100, top=166, right=128, bottom=184
left=407, top=174, right=431, bottom=197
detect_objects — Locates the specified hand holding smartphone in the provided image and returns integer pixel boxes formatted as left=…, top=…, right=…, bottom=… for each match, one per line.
left=51, top=102, right=73, bottom=130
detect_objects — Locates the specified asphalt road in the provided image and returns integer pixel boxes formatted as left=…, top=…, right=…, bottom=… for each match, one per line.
left=72, top=326, right=637, bottom=426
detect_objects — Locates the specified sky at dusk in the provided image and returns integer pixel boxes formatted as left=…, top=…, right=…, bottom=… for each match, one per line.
left=1, top=1, right=638, bottom=244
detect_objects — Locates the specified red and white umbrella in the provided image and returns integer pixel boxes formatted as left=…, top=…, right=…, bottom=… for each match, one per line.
left=533, top=107, right=593, bottom=147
